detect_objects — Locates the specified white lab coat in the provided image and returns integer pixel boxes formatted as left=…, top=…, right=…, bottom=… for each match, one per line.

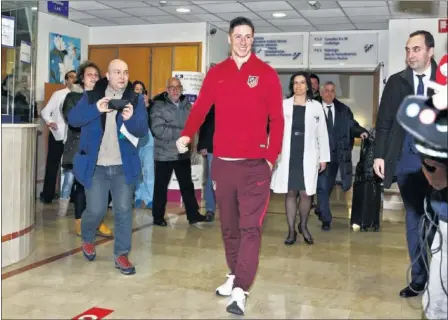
left=40, top=87, right=70, bottom=142
left=270, top=97, right=330, bottom=195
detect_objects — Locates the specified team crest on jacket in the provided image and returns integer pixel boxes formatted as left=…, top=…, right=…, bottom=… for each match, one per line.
left=247, top=75, right=259, bottom=88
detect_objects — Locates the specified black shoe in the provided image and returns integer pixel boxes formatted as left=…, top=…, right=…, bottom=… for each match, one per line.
left=284, top=231, right=297, bottom=245
left=321, top=222, right=331, bottom=231
left=153, top=218, right=167, bottom=227
left=205, top=211, right=215, bottom=222
left=399, top=283, right=425, bottom=298
left=189, top=214, right=207, bottom=225
left=298, top=224, right=314, bottom=245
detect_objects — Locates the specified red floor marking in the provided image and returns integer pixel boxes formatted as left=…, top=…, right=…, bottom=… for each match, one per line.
left=73, top=307, right=114, bottom=319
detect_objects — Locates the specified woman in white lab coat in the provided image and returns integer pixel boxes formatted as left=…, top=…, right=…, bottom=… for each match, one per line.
left=270, top=72, right=330, bottom=245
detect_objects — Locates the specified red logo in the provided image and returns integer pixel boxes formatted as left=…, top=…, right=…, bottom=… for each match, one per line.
left=247, top=75, right=259, bottom=88
left=439, top=19, right=448, bottom=33
left=73, top=307, right=114, bottom=320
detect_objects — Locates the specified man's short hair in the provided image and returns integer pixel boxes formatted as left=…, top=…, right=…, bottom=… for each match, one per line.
left=409, top=30, right=435, bottom=49
left=229, top=16, right=255, bottom=34
left=310, top=74, right=320, bottom=84
left=323, top=81, right=336, bottom=88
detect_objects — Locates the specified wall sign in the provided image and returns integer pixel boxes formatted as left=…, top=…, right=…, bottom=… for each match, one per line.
left=47, top=1, right=69, bottom=17
left=439, top=18, right=447, bottom=33
left=1, top=15, right=15, bottom=48
left=253, top=33, right=304, bottom=66
left=309, top=32, right=379, bottom=67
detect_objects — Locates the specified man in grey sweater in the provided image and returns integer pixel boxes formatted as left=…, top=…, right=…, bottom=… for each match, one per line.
left=150, top=77, right=208, bottom=226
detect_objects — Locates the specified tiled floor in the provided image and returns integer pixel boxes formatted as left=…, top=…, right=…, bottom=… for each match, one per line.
left=1, top=197, right=423, bottom=319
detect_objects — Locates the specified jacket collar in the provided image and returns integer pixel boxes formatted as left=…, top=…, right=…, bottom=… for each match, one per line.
left=92, top=77, right=134, bottom=100
left=400, top=58, right=438, bottom=90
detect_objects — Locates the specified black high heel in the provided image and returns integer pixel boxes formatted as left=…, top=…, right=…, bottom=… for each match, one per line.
left=284, top=231, right=297, bottom=245
left=298, top=224, right=314, bottom=245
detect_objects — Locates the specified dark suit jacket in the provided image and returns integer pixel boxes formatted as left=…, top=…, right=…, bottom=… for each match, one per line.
left=373, top=59, right=437, bottom=188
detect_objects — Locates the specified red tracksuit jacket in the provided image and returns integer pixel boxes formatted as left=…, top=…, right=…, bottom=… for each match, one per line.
left=181, top=53, right=284, bottom=165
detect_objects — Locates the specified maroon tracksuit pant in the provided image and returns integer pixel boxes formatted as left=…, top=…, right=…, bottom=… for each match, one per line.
left=211, top=158, right=271, bottom=291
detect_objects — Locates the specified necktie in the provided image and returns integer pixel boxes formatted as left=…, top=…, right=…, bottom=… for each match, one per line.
left=327, top=106, right=333, bottom=131
left=416, top=74, right=425, bottom=95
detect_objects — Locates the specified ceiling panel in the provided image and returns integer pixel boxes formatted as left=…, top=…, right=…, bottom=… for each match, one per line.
left=143, top=15, right=186, bottom=24
left=69, top=1, right=110, bottom=11
left=308, top=16, right=351, bottom=25
left=338, top=1, right=387, bottom=7
left=316, top=23, right=355, bottom=31
left=279, top=25, right=317, bottom=32
left=114, top=17, right=152, bottom=25
left=88, top=9, right=132, bottom=19
left=98, top=1, right=149, bottom=9
left=122, top=6, right=168, bottom=16
left=343, top=6, right=390, bottom=16
left=73, top=18, right=117, bottom=26
left=354, top=22, right=389, bottom=30
left=198, top=2, right=249, bottom=13
left=243, top=1, right=294, bottom=12
left=267, top=19, right=311, bottom=26
left=69, top=9, right=97, bottom=20
left=299, top=8, right=346, bottom=18
left=256, top=10, right=302, bottom=19
left=159, top=4, right=208, bottom=15
left=39, top=0, right=401, bottom=32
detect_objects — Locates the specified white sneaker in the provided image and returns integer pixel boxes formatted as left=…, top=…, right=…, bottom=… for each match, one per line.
left=215, top=273, right=235, bottom=296
left=226, top=287, right=248, bottom=316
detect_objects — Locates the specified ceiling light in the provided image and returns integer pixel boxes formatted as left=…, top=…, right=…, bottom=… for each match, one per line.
left=31, top=6, right=38, bottom=11
left=176, top=7, right=191, bottom=13
left=308, top=1, right=321, bottom=10
left=272, top=12, right=286, bottom=18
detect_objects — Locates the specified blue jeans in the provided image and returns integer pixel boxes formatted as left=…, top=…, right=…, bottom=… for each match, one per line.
left=205, top=153, right=216, bottom=213
left=135, top=132, right=154, bottom=204
left=82, top=165, right=134, bottom=257
left=60, top=169, right=75, bottom=199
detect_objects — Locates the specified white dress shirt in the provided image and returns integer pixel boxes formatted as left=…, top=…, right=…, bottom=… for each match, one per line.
left=40, top=87, right=70, bottom=141
left=413, top=64, right=432, bottom=96
left=322, top=102, right=335, bottom=123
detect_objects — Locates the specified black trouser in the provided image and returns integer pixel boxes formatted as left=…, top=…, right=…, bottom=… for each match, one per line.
left=152, top=159, right=199, bottom=222
left=41, top=133, right=64, bottom=202
left=73, top=180, right=86, bottom=220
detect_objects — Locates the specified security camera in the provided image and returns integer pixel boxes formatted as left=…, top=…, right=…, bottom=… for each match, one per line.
left=159, top=0, right=167, bottom=6
left=209, top=27, right=217, bottom=35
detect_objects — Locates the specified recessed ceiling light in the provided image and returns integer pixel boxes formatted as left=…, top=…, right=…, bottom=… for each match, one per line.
left=176, top=7, right=191, bottom=13
left=272, top=12, right=286, bottom=18
left=31, top=6, right=38, bottom=11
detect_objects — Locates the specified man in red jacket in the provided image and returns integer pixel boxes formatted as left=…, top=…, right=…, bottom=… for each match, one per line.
left=176, top=17, right=284, bottom=316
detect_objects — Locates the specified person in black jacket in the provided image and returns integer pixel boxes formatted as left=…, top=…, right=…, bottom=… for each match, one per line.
left=373, top=30, right=438, bottom=298
left=197, top=105, right=216, bottom=221
left=316, top=81, right=369, bottom=230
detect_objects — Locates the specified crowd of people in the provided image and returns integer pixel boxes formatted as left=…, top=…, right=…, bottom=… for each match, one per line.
left=38, top=16, right=447, bottom=318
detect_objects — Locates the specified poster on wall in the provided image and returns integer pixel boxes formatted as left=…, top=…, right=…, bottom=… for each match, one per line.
left=168, top=71, right=205, bottom=191
left=48, top=33, right=81, bottom=84
left=1, top=15, right=15, bottom=48
left=309, top=32, right=379, bottom=67
left=253, top=33, right=304, bottom=67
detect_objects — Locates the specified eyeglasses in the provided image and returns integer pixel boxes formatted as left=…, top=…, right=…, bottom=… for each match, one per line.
left=168, top=85, right=182, bottom=91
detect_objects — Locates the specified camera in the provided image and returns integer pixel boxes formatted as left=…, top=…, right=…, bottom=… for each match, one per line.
left=108, top=99, right=129, bottom=111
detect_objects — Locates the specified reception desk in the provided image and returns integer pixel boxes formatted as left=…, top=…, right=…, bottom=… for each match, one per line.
left=2, top=123, right=39, bottom=267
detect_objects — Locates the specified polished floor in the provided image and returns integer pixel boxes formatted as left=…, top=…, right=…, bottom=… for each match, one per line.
left=2, top=196, right=424, bottom=319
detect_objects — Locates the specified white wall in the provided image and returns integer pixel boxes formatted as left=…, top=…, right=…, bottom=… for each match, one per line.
left=35, top=12, right=89, bottom=102
left=89, top=22, right=208, bottom=73
left=388, top=18, right=447, bottom=78
left=206, top=23, right=229, bottom=68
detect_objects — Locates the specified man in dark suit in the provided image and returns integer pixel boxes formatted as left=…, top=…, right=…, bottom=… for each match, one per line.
left=373, top=30, right=438, bottom=298
left=316, top=81, right=369, bottom=230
